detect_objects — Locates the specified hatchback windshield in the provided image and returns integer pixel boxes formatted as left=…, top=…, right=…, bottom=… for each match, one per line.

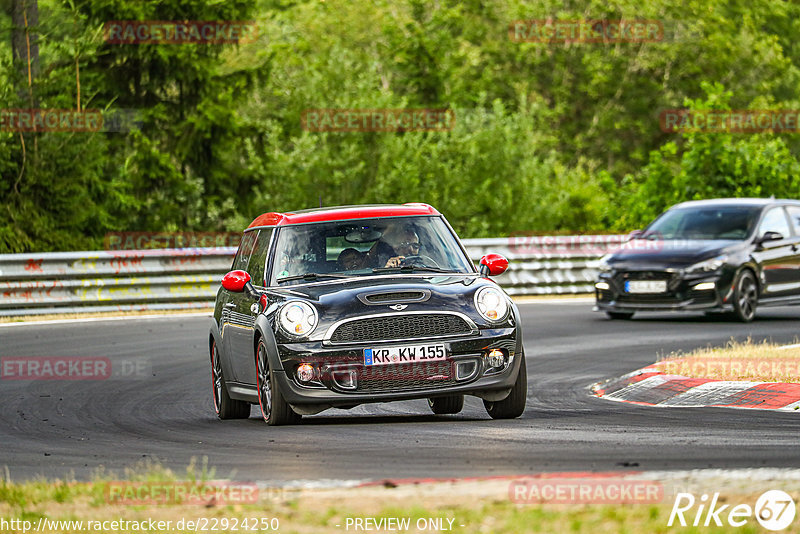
left=269, top=216, right=474, bottom=285
left=642, top=206, right=762, bottom=240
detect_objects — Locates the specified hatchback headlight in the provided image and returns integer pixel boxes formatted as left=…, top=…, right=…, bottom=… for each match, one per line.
left=687, top=255, right=727, bottom=274
left=474, top=287, right=509, bottom=323
left=278, top=301, right=318, bottom=337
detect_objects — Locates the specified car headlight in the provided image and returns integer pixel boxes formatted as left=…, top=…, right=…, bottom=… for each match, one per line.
left=278, top=301, right=318, bottom=337
left=687, top=255, right=728, bottom=274
left=474, top=287, right=509, bottom=323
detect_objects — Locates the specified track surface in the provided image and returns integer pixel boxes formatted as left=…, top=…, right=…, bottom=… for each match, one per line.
left=2, top=304, right=800, bottom=482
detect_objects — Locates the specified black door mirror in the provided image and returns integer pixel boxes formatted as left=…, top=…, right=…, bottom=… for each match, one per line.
left=757, top=231, right=784, bottom=245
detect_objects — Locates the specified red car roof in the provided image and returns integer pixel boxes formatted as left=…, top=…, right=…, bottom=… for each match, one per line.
left=247, top=203, right=440, bottom=228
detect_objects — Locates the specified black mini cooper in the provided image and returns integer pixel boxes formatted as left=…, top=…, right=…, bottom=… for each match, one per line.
left=595, top=198, right=800, bottom=322
left=208, top=204, right=526, bottom=425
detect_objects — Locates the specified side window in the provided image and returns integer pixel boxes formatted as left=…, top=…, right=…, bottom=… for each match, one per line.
left=247, top=229, right=273, bottom=286
left=786, top=206, right=800, bottom=236
left=231, top=231, right=258, bottom=270
left=758, top=208, right=791, bottom=239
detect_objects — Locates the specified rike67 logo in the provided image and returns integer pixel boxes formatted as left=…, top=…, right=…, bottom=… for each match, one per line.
left=669, top=490, right=796, bottom=531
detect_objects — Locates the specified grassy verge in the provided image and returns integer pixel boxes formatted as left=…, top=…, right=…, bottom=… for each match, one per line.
left=1, top=461, right=797, bottom=533
left=656, top=338, right=800, bottom=382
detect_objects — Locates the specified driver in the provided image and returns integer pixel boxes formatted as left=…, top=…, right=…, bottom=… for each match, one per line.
left=366, top=224, right=421, bottom=268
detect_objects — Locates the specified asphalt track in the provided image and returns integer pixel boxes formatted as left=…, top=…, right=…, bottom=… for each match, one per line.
left=2, top=303, right=800, bottom=483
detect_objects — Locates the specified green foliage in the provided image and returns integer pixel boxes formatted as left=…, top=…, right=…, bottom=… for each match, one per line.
left=618, top=82, right=800, bottom=229
left=3, top=0, right=800, bottom=251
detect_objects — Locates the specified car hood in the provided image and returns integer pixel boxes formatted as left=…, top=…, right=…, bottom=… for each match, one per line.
left=264, top=274, right=506, bottom=341
left=272, top=273, right=490, bottom=306
left=607, top=239, right=745, bottom=268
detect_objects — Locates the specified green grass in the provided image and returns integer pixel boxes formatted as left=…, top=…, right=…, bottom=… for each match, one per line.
left=0, top=460, right=788, bottom=533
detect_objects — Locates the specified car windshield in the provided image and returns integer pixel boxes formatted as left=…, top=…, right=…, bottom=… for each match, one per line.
left=641, top=206, right=762, bottom=240
left=269, top=215, right=474, bottom=285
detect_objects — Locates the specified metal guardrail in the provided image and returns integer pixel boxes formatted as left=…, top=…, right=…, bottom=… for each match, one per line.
left=0, top=235, right=628, bottom=316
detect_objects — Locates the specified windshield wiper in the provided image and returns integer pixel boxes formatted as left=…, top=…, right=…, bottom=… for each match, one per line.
left=372, top=265, right=457, bottom=274
left=277, top=273, right=352, bottom=282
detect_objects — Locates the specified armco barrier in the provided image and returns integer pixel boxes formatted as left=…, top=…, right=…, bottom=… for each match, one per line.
left=0, top=235, right=627, bottom=316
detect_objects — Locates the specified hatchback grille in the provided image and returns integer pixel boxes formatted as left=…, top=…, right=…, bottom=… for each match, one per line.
left=617, top=294, right=681, bottom=304
left=329, top=313, right=473, bottom=343
left=356, top=361, right=455, bottom=393
left=614, top=271, right=674, bottom=282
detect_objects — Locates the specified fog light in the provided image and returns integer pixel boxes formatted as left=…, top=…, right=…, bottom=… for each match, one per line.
left=595, top=281, right=610, bottom=290
left=486, top=349, right=505, bottom=369
left=296, top=363, right=316, bottom=383
left=694, top=282, right=715, bottom=291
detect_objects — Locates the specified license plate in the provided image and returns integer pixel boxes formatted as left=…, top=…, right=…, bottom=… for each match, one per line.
left=625, top=280, right=667, bottom=293
left=364, top=344, right=446, bottom=366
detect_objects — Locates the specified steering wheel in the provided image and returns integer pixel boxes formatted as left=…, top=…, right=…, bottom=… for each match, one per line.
left=400, top=255, right=440, bottom=268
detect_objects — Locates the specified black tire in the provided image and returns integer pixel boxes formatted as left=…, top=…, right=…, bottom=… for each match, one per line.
left=606, top=311, right=635, bottom=320
left=484, top=355, right=527, bottom=419
left=256, top=338, right=300, bottom=426
left=428, top=395, right=464, bottom=415
left=731, top=270, right=758, bottom=323
left=211, top=340, right=250, bottom=419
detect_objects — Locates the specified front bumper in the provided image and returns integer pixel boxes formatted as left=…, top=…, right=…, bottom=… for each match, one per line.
left=273, top=327, right=520, bottom=409
left=594, top=269, right=735, bottom=312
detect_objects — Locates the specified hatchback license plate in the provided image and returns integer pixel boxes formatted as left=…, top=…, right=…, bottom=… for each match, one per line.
left=625, top=280, right=667, bottom=293
left=364, top=344, right=446, bottom=366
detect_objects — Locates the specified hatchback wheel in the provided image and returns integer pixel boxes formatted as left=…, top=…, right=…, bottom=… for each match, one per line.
left=484, top=355, right=527, bottom=419
left=211, top=341, right=250, bottom=419
left=428, top=395, right=464, bottom=415
left=256, top=339, right=300, bottom=425
left=731, top=270, right=758, bottom=322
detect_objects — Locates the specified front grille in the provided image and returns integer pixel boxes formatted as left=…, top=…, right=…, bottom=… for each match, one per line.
left=364, top=291, right=426, bottom=303
left=355, top=361, right=455, bottom=393
left=616, top=291, right=716, bottom=306
left=329, top=314, right=473, bottom=343
left=617, top=294, right=681, bottom=304
left=614, top=271, right=675, bottom=283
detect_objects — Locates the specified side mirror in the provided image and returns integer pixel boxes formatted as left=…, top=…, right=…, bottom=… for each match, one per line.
left=757, top=231, right=784, bottom=245
left=628, top=229, right=643, bottom=239
left=221, top=270, right=251, bottom=292
left=221, top=270, right=261, bottom=300
left=479, top=254, right=509, bottom=277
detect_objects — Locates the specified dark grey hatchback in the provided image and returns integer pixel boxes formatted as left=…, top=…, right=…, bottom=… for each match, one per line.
left=208, top=204, right=527, bottom=425
left=595, top=198, right=800, bottom=322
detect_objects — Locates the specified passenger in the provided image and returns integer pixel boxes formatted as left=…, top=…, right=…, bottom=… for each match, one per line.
left=337, top=248, right=365, bottom=271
